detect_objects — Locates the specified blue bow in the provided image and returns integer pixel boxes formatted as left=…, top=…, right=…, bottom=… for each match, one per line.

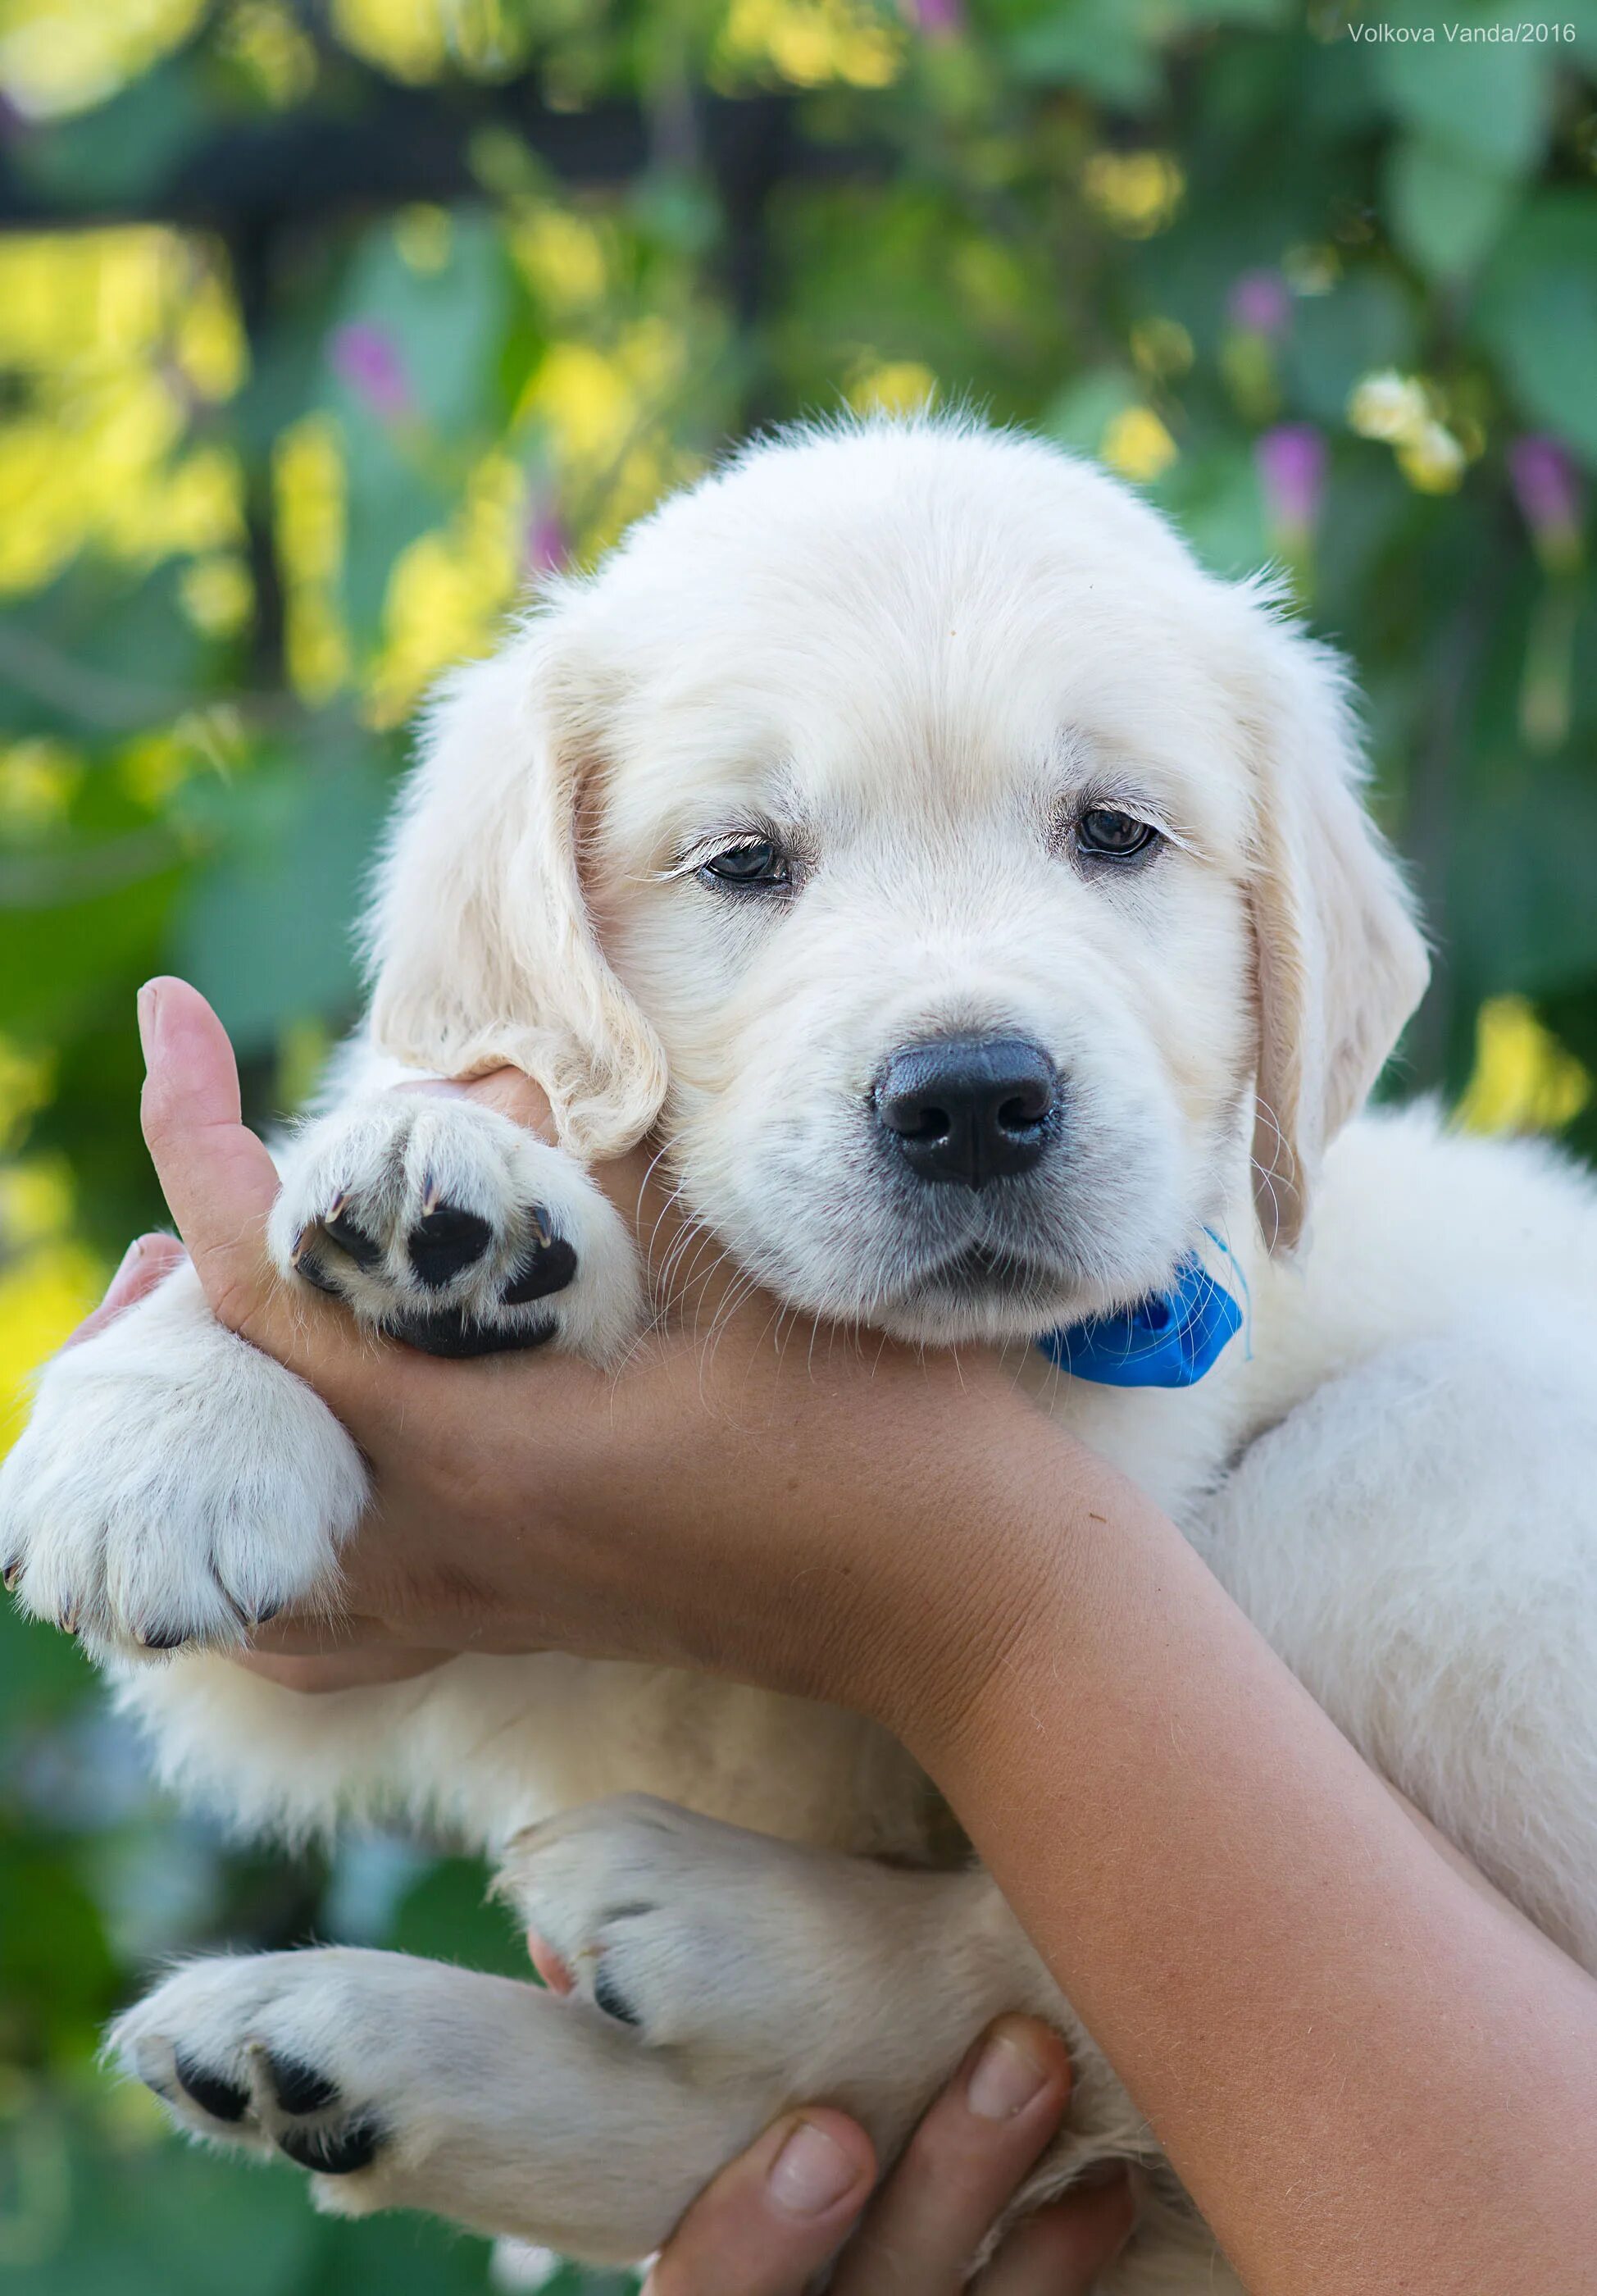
left=1036, top=1248, right=1243, bottom=1389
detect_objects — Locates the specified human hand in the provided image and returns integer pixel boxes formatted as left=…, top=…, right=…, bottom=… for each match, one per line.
left=126, top=977, right=1099, bottom=1743
left=643, top=2016, right=1132, bottom=2294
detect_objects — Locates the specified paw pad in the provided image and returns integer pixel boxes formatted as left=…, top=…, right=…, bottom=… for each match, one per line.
left=276, top=2112, right=386, bottom=2175
left=173, top=2048, right=249, bottom=2124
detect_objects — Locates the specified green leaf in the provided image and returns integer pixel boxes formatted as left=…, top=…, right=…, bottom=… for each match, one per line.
left=1385, top=133, right=1518, bottom=280
left=1475, top=194, right=1597, bottom=465
left=1039, top=370, right=1137, bottom=460
left=170, top=746, right=391, bottom=1057
left=1284, top=268, right=1418, bottom=426
left=1364, top=3, right=1552, bottom=176
left=1003, top=0, right=1161, bottom=102
left=385, top=1856, right=532, bottom=1980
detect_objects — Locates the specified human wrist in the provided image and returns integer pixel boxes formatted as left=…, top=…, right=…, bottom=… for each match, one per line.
left=830, top=1387, right=1102, bottom=1761
left=871, top=1425, right=1161, bottom=1802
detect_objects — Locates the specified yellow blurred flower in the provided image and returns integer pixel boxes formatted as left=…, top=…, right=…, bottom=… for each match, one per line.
left=0, top=740, right=80, bottom=835
left=512, top=206, right=609, bottom=312
left=1131, top=316, right=1194, bottom=382
left=0, top=1041, right=53, bottom=1155
left=717, top=0, right=903, bottom=88
left=0, top=0, right=204, bottom=119
left=0, top=1242, right=102, bottom=1454
left=0, top=1159, right=74, bottom=1249
left=366, top=451, right=526, bottom=726
left=522, top=321, right=685, bottom=483
left=1396, top=420, right=1466, bottom=495
left=218, top=0, right=319, bottom=106
left=179, top=553, right=255, bottom=638
left=1101, top=405, right=1177, bottom=483
left=849, top=360, right=936, bottom=416
left=1456, top=995, right=1591, bottom=1136
left=274, top=412, right=352, bottom=703
left=1349, top=370, right=1430, bottom=444
left=175, top=272, right=249, bottom=403
left=393, top=203, right=453, bottom=276
left=0, top=228, right=248, bottom=596
left=330, top=0, right=446, bottom=81
left=1348, top=371, right=1467, bottom=497
left=1081, top=150, right=1184, bottom=239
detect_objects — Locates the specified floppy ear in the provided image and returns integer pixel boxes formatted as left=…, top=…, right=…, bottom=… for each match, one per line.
left=1238, top=604, right=1429, bottom=1254
left=364, top=613, right=667, bottom=1161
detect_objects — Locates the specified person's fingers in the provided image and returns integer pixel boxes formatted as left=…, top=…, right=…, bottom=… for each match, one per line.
left=136, top=977, right=282, bottom=1324
left=61, top=1232, right=187, bottom=1351
left=135, top=979, right=374, bottom=1401
left=973, top=2176, right=1136, bottom=2294
left=232, top=1645, right=454, bottom=1692
left=644, top=2111, right=876, bottom=2296
left=400, top=1067, right=557, bottom=1137
left=830, top=2018, right=1071, bottom=2296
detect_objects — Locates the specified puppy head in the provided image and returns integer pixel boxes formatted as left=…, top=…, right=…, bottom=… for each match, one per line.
left=371, top=419, right=1426, bottom=1341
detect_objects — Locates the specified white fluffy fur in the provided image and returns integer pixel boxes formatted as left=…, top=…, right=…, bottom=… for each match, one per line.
left=6, top=418, right=1596, bottom=2290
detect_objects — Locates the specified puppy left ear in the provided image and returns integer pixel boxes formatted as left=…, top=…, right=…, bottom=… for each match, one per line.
left=364, top=613, right=667, bottom=1161
left=1239, top=605, right=1429, bottom=1254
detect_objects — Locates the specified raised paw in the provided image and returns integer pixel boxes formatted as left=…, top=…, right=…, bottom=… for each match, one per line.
left=267, top=1091, right=644, bottom=1364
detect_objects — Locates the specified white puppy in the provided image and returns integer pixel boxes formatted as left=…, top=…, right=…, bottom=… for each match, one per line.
left=5, top=417, right=1596, bottom=2292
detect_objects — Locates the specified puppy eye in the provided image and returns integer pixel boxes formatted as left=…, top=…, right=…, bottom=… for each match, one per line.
left=700, top=839, right=790, bottom=890
left=1075, top=808, right=1160, bottom=860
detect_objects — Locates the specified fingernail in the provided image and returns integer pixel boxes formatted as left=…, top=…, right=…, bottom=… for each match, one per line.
left=111, top=1237, right=148, bottom=1285
left=967, top=2026, right=1050, bottom=2121
left=767, top=2121, right=859, bottom=2217
left=136, top=981, right=160, bottom=1068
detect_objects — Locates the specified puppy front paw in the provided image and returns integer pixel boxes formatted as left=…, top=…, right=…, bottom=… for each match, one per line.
left=268, top=1092, right=643, bottom=1365
left=0, top=1266, right=363, bottom=1656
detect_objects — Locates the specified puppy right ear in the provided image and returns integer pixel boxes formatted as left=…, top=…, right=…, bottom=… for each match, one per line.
left=364, top=615, right=667, bottom=1161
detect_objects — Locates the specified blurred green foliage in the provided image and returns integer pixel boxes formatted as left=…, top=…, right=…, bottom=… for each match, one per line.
left=2, top=0, right=1596, bottom=2287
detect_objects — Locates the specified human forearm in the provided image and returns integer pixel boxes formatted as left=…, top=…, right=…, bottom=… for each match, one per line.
left=890, top=1438, right=1597, bottom=2296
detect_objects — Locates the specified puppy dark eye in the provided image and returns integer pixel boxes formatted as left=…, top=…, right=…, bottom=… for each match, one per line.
left=700, top=840, right=789, bottom=889
left=1076, top=808, right=1159, bottom=860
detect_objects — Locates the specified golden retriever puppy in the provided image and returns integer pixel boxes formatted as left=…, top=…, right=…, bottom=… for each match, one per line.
left=7, top=417, right=1597, bottom=2292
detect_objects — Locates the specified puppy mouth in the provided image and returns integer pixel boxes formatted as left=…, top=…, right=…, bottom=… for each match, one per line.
left=891, top=1235, right=1080, bottom=1320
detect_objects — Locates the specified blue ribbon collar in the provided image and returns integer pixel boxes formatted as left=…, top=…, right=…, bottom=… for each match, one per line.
left=1035, top=1246, right=1243, bottom=1390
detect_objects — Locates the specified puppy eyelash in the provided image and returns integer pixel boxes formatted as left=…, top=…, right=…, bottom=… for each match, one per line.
left=656, top=825, right=787, bottom=882
left=1051, top=794, right=1192, bottom=857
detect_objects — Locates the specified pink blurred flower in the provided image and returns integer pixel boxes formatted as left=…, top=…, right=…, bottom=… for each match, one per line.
left=1228, top=270, right=1291, bottom=339
left=905, top=0, right=965, bottom=37
left=329, top=321, right=411, bottom=421
left=1509, top=435, right=1583, bottom=558
left=523, top=502, right=568, bottom=579
left=1257, top=423, right=1327, bottom=535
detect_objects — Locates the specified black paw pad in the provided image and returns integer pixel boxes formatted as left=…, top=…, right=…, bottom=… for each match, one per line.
left=591, top=1961, right=642, bottom=2028
left=408, top=1205, right=494, bottom=1290
left=295, top=1251, right=341, bottom=1296
left=324, top=1212, right=384, bottom=1271
left=503, top=1228, right=578, bottom=1305
left=264, top=2052, right=340, bottom=2116
left=277, top=2112, right=385, bottom=2175
left=174, top=2048, right=250, bottom=2124
left=384, top=1308, right=557, bottom=1360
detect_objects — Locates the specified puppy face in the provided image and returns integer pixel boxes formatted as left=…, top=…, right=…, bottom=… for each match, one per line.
left=586, top=434, right=1260, bottom=1343
left=371, top=421, right=1427, bottom=1342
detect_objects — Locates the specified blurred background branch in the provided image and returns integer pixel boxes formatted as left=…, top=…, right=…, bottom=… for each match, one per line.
left=1, top=2, right=1595, bottom=2289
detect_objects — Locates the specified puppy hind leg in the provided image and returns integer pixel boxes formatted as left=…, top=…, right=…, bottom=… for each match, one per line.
left=113, top=1945, right=783, bottom=2266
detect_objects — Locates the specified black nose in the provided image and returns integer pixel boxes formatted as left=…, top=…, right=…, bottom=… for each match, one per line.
left=875, top=1035, right=1057, bottom=1189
